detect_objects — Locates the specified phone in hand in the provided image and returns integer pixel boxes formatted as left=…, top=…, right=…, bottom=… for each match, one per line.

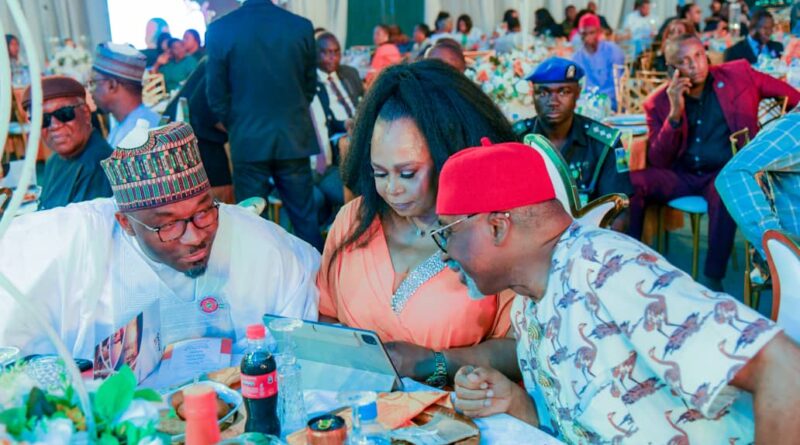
left=667, top=65, right=678, bottom=78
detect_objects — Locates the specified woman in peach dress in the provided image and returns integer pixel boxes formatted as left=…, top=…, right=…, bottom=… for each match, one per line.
left=366, top=24, right=402, bottom=86
left=318, top=60, right=520, bottom=386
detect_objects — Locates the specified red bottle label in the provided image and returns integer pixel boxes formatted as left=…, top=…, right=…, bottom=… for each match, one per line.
left=241, top=371, right=278, bottom=399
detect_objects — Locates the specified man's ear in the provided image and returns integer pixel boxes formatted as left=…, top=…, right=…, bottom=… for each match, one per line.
left=79, top=103, right=93, bottom=125
left=107, top=77, right=120, bottom=93
left=487, top=212, right=511, bottom=246
left=115, top=212, right=136, bottom=236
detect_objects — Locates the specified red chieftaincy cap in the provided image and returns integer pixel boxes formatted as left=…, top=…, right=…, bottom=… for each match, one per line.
left=436, top=138, right=556, bottom=216
left=578, top=13, right=602, bottom=31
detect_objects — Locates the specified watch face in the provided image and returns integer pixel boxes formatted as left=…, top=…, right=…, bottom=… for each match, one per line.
left=425, top=374, right=448, bottom=389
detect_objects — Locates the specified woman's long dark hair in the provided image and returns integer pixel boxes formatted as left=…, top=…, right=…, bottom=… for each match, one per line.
left=534, top=8, right=558, bottom=34
left=457, top=14, right=473, bottom=34
left=332, top=59, right=515, bottom=265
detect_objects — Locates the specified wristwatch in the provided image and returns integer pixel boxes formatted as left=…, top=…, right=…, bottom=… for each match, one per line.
left=424, top=351, right=448, bottom=388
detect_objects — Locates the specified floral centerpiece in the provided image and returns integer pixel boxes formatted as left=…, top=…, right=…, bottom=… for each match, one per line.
left=0, top=364, right=165, bottom=444
left=466, top=42, right=578, bottom=122
left=755, top=53, right=790, bottom=79
left=466, top=51, right=539, bottom=122
left=575, top=86, right=612, bottom=121
left=466, top=50, right=546, bottom=105
left=49, top=44, right=93, bottom=85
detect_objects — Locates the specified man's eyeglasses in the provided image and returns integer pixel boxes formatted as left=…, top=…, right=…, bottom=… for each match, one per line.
left=126, top=201, right=220, bottom=242
left=429, top=214, right=477, bottom=253
left=86, top=77, right=112, bottom=92
left=42, top=105, right=80, bottom=129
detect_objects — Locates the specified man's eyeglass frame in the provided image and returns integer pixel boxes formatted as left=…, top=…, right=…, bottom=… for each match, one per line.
left=125, top=201, right=221, bottom=243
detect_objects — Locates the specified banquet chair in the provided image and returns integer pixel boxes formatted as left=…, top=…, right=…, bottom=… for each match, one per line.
left=236, top=197, right=267, bottom=216
left=654, top=128, right=751, bottom=280
left=763, top=230, right=800, bottom=342
left=635, top=70, right=669, bottom=92
left=728, top=128, right=769, bottom=308
left=627, top=70, right=667, bottom=114
left=613, top=63, right=629, bottom=114
left=613, top=63, right=662, bottom=115
left=0, top=188, right=12, bottom=216
left=758, top=96, right=788, bottom=128
left=267, top=196, right=283, bottom=225
left=4, top=88, right=29, bottom=161
left=659, top=196, right=708, bottom=279
left=142, top=72, right=168, bottom=107
left=523, top=134, right=629, bottom=228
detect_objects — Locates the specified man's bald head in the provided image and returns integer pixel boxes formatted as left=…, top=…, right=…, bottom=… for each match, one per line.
left=426, top=39, right=466, bottom=72
left=316, top=32, right=342, bottom=74
left=663, top=33, right=703, bottom=65
left=664, top=33, right=709, bottom=88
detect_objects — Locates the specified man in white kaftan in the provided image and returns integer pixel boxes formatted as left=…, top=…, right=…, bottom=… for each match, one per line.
left=0, top=121, right=320, bottom=361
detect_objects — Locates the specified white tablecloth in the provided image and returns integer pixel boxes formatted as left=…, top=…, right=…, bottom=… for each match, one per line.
left=142, top=353, right=565, bottom=444
left=302, top=378, right=565, bottom=445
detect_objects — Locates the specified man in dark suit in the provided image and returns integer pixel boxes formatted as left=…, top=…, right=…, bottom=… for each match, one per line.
left=724, top=9, right=783, bottom=64
left=630, top=34, right=800, bottom=290
left=310, top=32, right=364, bottom=222
left=205, top=0, right=323, bottom=251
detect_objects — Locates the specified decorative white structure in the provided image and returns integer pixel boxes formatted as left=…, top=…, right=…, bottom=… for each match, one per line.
left=0, top=0, right=96, bottom=436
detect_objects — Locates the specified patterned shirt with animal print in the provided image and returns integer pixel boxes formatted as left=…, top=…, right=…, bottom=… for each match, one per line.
left=511, top=222, right=780, bottom=445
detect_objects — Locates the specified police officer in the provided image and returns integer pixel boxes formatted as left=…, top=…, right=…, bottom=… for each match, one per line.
left=513, top=57, right=633, bottom=205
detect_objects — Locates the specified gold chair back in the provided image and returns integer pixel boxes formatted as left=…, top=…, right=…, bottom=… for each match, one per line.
left=613, top=63, right=630, bottom=113
left=142, top=72, right=168, bottom=106
left=758, top=96, right=788, bottom=128
left=729, top=127, right=750, bottom=155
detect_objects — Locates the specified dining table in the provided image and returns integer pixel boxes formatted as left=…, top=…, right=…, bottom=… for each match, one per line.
left=217, top=378, right=566, bottom=445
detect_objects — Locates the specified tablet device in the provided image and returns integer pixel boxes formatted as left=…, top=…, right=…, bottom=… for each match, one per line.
left=262, top=314, right=404, bottom=393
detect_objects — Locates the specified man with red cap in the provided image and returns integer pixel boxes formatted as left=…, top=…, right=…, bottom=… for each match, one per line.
left=433, top=139, right=800, bottom=443
left=571, top=13, right=624, bottom=110
left=22, top=75, right=113, bottom=209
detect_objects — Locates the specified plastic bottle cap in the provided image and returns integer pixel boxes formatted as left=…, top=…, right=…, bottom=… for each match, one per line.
left=246, top=324, right=266, bottom=339
left=183, top=384, right=219, bottom=418
left=356, top=401, right=378, bottom=422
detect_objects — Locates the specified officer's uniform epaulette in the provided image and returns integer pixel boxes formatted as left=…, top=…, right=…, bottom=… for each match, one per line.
left=513, top=118, right=536, bottom=137
left=585, top=119, right=621, bottom=147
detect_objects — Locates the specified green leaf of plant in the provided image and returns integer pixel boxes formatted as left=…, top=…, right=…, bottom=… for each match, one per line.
left=0, top=407, right=27, bottom=436
left=26, top=387, right=56, bottom=420
left=98, top=431, right=120, bottom=445
left=94, top=365, right=137, bottom=421
left=122, top=421, right=141, bottom=445
left=133, top=388, right=162, bottom=402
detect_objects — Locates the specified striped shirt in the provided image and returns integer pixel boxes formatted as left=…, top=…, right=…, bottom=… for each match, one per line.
left=716, top=112, right=800, bottom=257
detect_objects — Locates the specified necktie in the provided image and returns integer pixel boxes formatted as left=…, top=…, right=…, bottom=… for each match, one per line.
left=328, top=74, right=354, bottom=119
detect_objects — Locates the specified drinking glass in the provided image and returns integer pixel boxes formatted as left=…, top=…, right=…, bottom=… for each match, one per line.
left=267, top=318, right=307, bottom=439
left=218, top=433, right=286, bottom=445
left=336, top=391, right=377, bottom=443
left=0, top=346, right=19, bottom=374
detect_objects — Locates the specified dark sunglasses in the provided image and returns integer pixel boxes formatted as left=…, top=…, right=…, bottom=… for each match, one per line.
left=42, top=105, right=80, bottom=129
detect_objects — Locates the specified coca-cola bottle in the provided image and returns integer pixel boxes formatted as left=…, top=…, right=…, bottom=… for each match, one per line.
left=241, top=324, right=280, bottom=436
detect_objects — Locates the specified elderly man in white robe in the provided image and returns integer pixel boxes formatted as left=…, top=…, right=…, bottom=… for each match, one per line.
left=0, top=121, right=320, bottom=361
